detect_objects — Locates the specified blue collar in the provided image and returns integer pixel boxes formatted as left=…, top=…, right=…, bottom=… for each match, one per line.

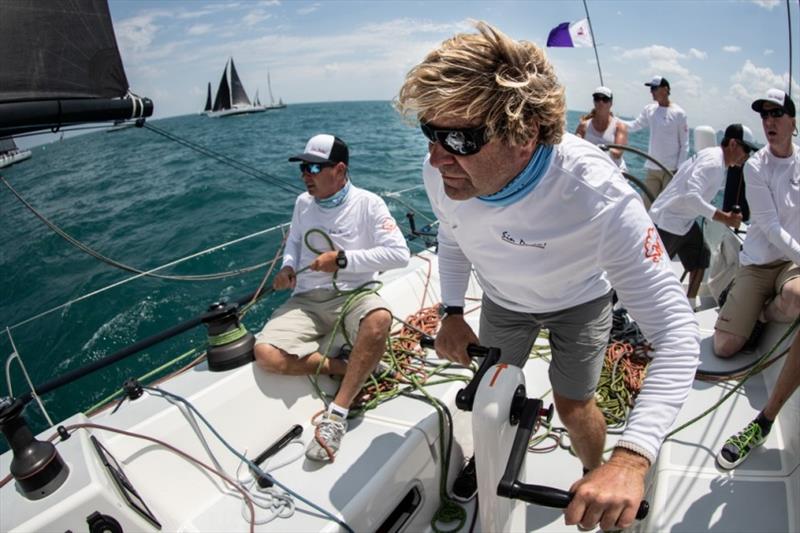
left=478, top=144, right=554, bottom=206
left=316, top=180, right=351, bottom=209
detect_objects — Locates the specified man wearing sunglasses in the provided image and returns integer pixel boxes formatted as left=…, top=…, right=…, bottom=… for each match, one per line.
left=649, top=123, right=757, bottom=303
left=623, top=76, right=690, bottom=208
left=253, top=134, right=410, bottom=462
left=713, top=88, right=800, bottom=471
left=714, top=89, right=799, bottom=358
left=396, top=22, right=699, bottom=532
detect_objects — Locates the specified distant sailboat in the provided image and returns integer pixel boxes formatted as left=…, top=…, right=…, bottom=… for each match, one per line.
left=0, top=136, right=32, bottom=168
left=265, top=71, right=287, bottom=110
left=202, top=82, right=212, bottom=115
left=253, top=88, right=266, bottom=111
left=207, top=58, right=265, bottom=118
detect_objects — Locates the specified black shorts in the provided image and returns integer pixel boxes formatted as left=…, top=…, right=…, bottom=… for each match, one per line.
left=657, top=222, right=710, bottom=271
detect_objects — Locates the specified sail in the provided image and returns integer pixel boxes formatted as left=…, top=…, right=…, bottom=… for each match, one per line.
left=0, top=0, right=153, bottom=136
left=0, top=137, right=18, bottom=154
left=212, top=61, right=232, bottom=111
left=267, top=71, right=275, bottom=106
left=204, top=82, right=212, bottom=112
left=229, top=58, right=251, bottom=107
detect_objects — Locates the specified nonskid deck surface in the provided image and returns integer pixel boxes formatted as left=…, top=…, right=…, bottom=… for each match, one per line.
left=2, top=251, right=797, bottom=533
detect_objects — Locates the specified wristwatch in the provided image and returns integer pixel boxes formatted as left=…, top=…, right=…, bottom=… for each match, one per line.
left=336, top=250, right=348, bottom=269
left=439, top=305, right=464, bottom=318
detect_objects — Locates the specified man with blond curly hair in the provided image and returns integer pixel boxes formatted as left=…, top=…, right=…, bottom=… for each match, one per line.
left=396, top=22, right=700, bottom=531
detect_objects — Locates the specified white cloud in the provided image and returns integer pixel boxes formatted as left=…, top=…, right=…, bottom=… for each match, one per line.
left=116, top=15, right=159, bottom=53
left=188, top=24, right=212, bottom=36
left=753, top=0, right=780, bottom=9
left=731, top=60, right=799, bottom=97
left=763, top=49, right=774, bottom=55
left=688, top=48, right=707, bottom=60
left=727, top=60, right=800, bottom=140
left=297, top=3, right=321, bottom=15
left=243, top=10, right=271, bottom=26
left=616, top=44, right=705, bottom=98
left=722, top=45, right=741, bottom=53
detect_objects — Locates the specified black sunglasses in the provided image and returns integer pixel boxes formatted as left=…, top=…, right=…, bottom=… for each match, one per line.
left=593, top=95, right=611, bottom=103
left=420, top=122, right=489, bottom=156
left=759, top=108, right=786, bottom=119
left=299, top=162, right=334, bottom=175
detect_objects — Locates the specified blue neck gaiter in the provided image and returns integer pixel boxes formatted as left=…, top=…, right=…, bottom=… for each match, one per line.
left=477, top=144, right=554, bottom=206
left=316, top=180, right=351, bottom=209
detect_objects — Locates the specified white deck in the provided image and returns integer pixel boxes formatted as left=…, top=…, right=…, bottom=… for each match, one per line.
left=1, top=248, right=798, bottom=533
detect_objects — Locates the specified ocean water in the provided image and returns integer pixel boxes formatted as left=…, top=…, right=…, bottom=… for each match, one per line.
left=0, top=101, right=652, bottom=441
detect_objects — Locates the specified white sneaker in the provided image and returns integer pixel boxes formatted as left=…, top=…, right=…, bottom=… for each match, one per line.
left=306, top=411, right=348, bottom=462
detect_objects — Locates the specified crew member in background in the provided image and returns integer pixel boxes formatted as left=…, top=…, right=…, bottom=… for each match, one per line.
left=254, top=134, right=410, bottom=462
left=649, top=123, right=757, bottom=302
left=714, top=89, right=799, bottom=359
left=623, top=76, right=689, bottom=208
left=575, top=85, right=629, bottom=171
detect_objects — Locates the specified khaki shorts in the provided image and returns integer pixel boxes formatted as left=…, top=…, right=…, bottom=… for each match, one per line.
left=478, top=291, right=613, bottom=401
left=644, top=168, right=675, bottom=208
left=715, top=260, right=800, bottom=336
left=255, top=288, right=390, bottom=357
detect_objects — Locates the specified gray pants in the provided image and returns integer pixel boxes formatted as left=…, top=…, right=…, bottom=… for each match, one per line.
left=479, top=291, right=613, bottom=401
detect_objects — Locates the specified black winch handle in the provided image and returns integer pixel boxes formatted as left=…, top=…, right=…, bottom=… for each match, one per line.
left=497, top=397, right=649, bottom=520
left=419, top=335, right=501, bottom=411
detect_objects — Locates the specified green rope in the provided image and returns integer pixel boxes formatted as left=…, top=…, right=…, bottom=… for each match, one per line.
left=405, top=376, right=466, bottom=533
left=207, top=324, right=248, bottom=346
left=666, top=317, right=800, bottom=439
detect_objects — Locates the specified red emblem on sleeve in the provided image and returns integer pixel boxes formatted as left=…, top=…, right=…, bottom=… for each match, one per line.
left=644, top=227, right=664, bottom=263
left=381, top=217, right=397, bottom=232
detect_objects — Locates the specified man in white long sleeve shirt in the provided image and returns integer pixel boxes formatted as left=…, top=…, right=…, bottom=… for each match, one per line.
left=254, top=134, right=410, bottom=462
left=714, top=89, right=800, bottom=358
left=623, top=76, right=690, bottom=207
left=396, top=22, right=699, bottom=531
left=650, top=123, right=757, bottom=300
left=714, top=88, right=800, bottom=472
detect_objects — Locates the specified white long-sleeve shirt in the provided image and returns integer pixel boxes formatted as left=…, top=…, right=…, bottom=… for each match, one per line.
left=623, top=102, right=689, bottom=171
left=423, top=133, right=699, bottom=461
left=740, top=144, right=800, bottom=266
left=649, top=147, right=726, bottom=235
left=283, top=184, right=410, bottom=295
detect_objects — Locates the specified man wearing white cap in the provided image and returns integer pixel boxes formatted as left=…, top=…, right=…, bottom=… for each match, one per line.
left=714, top=88, right=800, bottom=470
left=714, top=89, right=800, bottom=358
left=623, top=76, right=690, bottom=207
left=575, top=86, right=629, bottom=171
left=649, top=123, right=757, bottom=301
left=254, top=134, right=410, bottom=462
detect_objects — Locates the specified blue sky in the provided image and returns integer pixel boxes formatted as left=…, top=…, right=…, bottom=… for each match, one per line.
left=107, top=0, right=798, bottom=143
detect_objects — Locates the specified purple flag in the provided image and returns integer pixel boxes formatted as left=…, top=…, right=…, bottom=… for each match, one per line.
left=547, top=19, right=593, bottom=48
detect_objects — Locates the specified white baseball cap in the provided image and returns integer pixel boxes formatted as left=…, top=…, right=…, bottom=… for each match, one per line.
left=288, top=134, right=349, bottom=165
left=751, top=88, right=796, bottom=117
left=592, top=86, right=613, bottom=99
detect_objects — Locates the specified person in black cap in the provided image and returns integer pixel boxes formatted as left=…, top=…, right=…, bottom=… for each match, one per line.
left=623, top=75, right=690, bottom=207
left=712, top=88, right=799, bottom=469
left=649, top=123, right=757, bottom=303
left=253, top=134, right=410, bottom=462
